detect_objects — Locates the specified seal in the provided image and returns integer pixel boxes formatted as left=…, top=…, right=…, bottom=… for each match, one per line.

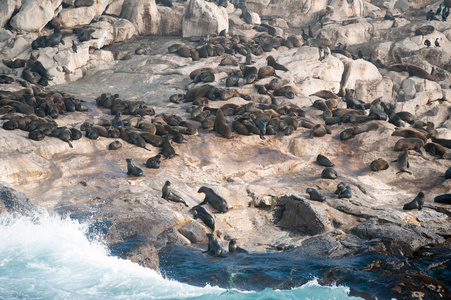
left=335, top=182, right=351, bottom=199
left=214, top=109, right=233, bottom=139
left=434, top=194, right=451, bottom=204
left=321, top=167, right=337, bottom=179
left=162, top=181, right=189, bottom=207
left=340, top=128, right=355, bottom=140
left=353, top=122, right=379, bottom=135
left=192, top=205, right=215, bottom=231
left=229, top=239, right=248, bottom=253
left=146, top=154, right=161, bottom=168
left=445, top=167, right=451, bottom=179
left=311, top=124, right=328, bottom=137
left=258, top=66, right=279, bottom=79
left=316, top=154, right=334, bottom=167
left=266, top=56, right=288, bottom=72
left=198, top=186, right=229, bottom=213
left=306, top=188, right=326, bottom=202
left=424, top=142, right=447, bottom=157
left=403, top=192, right=425, bottom=211
left=126, top=158, right=144, bottom=177
left=370, top=158, right=389, bottom=171
left=392, top=128, right=427, bottom=144
left=431, top=137, right=451, bottom=149
left=204, top=233, right=225, bottom=257
left=160, top=135, right=178, bottom=159
left=392, top=148, right=412, bottom=175
left=394, top=138, right=424, bottom=152
left=28, top=130, right=45, bottom=141
left=108, top=140, right=122, bottom=150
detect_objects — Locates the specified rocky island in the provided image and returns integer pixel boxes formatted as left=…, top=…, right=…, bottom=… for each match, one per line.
left=1, top=0, right=451, bottom=299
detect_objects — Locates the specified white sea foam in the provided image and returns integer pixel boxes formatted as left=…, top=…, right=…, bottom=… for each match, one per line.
left=0, top=213, right=362, bottom=299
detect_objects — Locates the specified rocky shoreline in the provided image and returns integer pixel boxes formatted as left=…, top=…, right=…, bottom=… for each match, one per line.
left=1, top=0, right=451, bottom=299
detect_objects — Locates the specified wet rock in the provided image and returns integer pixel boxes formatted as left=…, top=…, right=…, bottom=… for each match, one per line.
left=0, top=183, right=37, bottom=217
left=178, top=221, right=208, bottom=243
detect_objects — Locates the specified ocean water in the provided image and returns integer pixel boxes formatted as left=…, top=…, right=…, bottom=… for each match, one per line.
left=0, top=213, right=362, bottom=299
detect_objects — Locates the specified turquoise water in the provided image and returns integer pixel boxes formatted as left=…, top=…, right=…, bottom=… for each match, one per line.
left=0, top=214, right=362, bottom=299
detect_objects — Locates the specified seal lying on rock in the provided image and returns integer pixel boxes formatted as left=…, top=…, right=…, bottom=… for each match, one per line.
left=126, top=158, right=144, bottom=177
left=162, top=181, right=188, bottom=207
left=316, top=154, right=334, bottom=167
left=306, top=188, right=326, bottom=202
left=434, top=194, right=451, bottom=204
left=192, top=205, right=215, bottom=231
left=403, top=192, right=425, bottom=211
left=198, top=186, right=229, bottom=213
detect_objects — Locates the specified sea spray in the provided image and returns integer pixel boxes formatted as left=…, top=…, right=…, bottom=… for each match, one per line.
left=0, top=213, right=362, bottom=299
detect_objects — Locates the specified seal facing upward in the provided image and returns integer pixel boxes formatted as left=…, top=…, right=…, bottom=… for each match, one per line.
left=126, top=158, right=144, bottom=177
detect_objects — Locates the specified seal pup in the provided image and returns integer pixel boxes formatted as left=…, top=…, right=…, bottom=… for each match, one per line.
left=316, top=154, right=334, bottom=167
left=204, top=233, right=225, bottom=257
left=192, top=205, right=215, bottom=231
left=335, top=182, right=351, bottom=199
left=126, top=158, right=144, bottom=177
left=403, top=192, right=425, bottom=211
left=146, top=154, right=161, bottom=168
left=45, top=24, right=64, bottom=47
left=160, top=135, right=178, bottom=159
left=306, top=188, right=326, bottom=202
left=162, top=181, right=188, bottom=207
left=370, top=158, right=389, bottom=171
left=435, top=38, right=440, bottom=47
left=229, top=239, right=248, bottom=253
left=108, top=140, right=122, bottom=150
left=392, top=148, right=412, bottom=175
left=198, top=186, right=229, bottom=213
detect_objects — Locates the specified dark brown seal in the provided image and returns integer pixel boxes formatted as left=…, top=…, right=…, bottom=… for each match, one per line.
left=214, top=109, right=233, bottom=139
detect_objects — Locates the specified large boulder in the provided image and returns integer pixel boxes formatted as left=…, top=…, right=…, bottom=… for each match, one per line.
left=341, top=58, right=383, bottom=91
left=0, top=0, right=22, bottom=28
left=157, top=5, right=183, bottom=36
left=182, top=0, right=228, bottom=38
left=247, top=0, right=364, bottom=28
left=53, top=0, right=114, bottom=28
left=10, top=0, right=63, bottom=32
left=274, top=195, right=334, bottom=235
left=120, top=0, right=161, bottom=35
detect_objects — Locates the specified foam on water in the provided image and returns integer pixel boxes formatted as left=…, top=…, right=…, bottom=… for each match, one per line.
left=0, top=213, right=362, bottom=299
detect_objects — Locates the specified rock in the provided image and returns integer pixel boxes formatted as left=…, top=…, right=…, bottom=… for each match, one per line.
left=178, top=221, right=207, bottom=243
left=0, top=35, right=33, bottom=61
left=120, top=0, right=161, bottom=36
left=53, top=0, right=114, bottom=29
left=109, top=236, right=160, bottom=269
left=157, top=5, right=183, bottom=36
left=0, top=183, right=38, bottom=216
left=182, top=0, right=228, bottom=38
left=104, top=0, right=124, bottom=16
left=341, top=59, right=383, bottom=91
left=89, top=16, right=136, bottom=46
left=0, top=0, right=22, bottom=28
left=274, top=195, right=334, bottom=235
left=10, top=0, right=63, bottom=32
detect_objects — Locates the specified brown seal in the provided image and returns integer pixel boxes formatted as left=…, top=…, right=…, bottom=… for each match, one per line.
left=392, top=148, right=412, bottom=175
left=266, top=56, right=288, bottom=72
left=370, top=158, right=389, bottom=171
left=353, top=122, right=379, bottom=135
left=392, top=128, right=427, bottom=144
left=258, top=66, right=278, bottom=79
left=424, top=142, right=447, bottom=157
left=394, top=138, right=424, bottom=151
left=214, top=109, right=233, bottom=139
